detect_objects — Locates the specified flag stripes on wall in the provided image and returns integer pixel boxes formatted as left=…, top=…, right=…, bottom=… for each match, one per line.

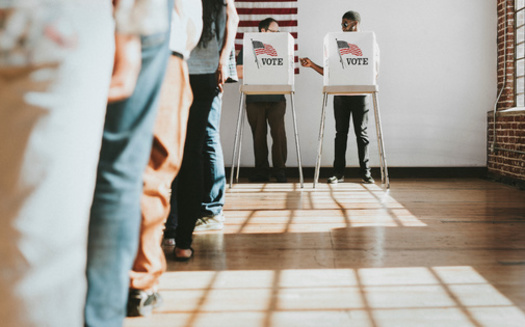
left=235, top=0, right=299, bottom=73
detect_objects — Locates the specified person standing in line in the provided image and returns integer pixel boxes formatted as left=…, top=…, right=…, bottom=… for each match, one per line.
left=126, top=0, right=202, bottom=316
left=236, top=18, right=288, bottom=183
left=0, top=0, right=161, bottom=325
left=84, top=0, right=173, bottom=326
left=301, top=10, right=378, bottom=184
left=163, top=48, right=237, bottom=238
left=168, top=0, right=238, bottom=261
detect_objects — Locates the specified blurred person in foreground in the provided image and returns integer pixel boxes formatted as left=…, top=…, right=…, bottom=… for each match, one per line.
left=126, top=0, right=202, bottom=316
left=84, top=0, right=173, bottom=326
left=0, top=0, right=164, bottom=325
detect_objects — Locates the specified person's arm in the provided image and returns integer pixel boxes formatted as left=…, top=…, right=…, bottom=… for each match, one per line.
left=216, top=0, right=239, bottom=91
left=236, top=65, right=243, bottom=79
left=107, top=34, right=142, bottom=103
left=300, top=57, right=324, bottom=75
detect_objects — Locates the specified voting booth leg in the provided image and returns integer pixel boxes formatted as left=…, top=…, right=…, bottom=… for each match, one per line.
left=372, top=92, right=390, bottom=189
left=313, top=92, right=329, bottom=188
left=290, top=92, right=304, bottom=188
left=236, top=106, right=247, bottom=182
left=229, top=92, right=245, bottom=188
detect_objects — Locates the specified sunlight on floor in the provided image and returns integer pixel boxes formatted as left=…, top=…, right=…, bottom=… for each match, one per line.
left=221, top=182, right=426, bottom=234
left=125, top=266, right=525, bottom=327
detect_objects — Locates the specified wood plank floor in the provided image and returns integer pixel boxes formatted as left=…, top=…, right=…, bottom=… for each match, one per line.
left=125, top=178, right=525, bottom=327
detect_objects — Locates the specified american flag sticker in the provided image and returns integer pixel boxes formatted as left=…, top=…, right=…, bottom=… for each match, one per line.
left=252, top=40, right=278, bottom=56
left=337, top=40, right=363, bottom=56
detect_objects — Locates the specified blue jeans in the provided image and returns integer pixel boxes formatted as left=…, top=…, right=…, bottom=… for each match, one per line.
left=84, top=28, right=171, bottom=327
left=170, top=74, right=217, bottom=249
left=165, top=92, right=225, bottom=236
left=201, top=93, right=226, bottom=217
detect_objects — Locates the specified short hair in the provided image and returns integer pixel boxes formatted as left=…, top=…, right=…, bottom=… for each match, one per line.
left=342, top=11, right=361, bottom=23
left=259, top=17, right=278, bottom=32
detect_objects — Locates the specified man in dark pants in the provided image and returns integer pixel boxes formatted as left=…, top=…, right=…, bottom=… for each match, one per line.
left=300, top=10, right=377, bottom=184
left=237, top=18, right=288, bottom=183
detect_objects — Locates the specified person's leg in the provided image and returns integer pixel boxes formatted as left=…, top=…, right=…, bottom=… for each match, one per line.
left=350, top=95, right=372, bottom=182
left=200, top=93, right=226, bottom=222
left=246, top=102, right=270, bottom=181
left=174, top=74, right=217, bottom=255
left=128, top=56, right=192, bottom=316
left=331, top=96, right=352, bottom=182
left=0, top=3, right=114, bottom=326
left=85, top=25, right=171, bottom=327
left=267, top=100, right=287, bottom=182
left=164, top=176, right=178, bottom=242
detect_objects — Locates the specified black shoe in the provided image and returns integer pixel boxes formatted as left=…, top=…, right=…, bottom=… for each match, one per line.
left=127, top=289, right=163, bottom=317
left=274, top=172, right=287, bottom=183
left=362, top=175, right=375, bottom=184
left=174, top=247, right=194, bottom=262
left=248, top=172, right=270, bottom=182
left=327, top=176, right=344, bottom=184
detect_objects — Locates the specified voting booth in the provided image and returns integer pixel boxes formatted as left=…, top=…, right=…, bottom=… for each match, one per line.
left=323, top=32, right=378, bottom=86
left=230, top=32, right=304, bottom=187
left=314, top=32, right=389, bottom=188
left=242, top=32, right=295, bottom=86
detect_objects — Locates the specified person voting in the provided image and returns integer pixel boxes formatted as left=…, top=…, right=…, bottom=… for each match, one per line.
left=301, top=10, right=379, bottom=184
left=237, top=18, right=294, bottom=183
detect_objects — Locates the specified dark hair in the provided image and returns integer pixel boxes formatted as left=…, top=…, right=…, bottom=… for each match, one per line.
left=342, top=11, right=361, bottom=23
left=258, top=17, right=278, bottom=32
left=199, top=0, right=225, bottom=48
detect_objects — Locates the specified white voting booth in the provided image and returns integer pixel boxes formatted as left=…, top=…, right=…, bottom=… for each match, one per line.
left=230, top=32, right=304, bottom=187
left=314, top=32, right=389, bottom=188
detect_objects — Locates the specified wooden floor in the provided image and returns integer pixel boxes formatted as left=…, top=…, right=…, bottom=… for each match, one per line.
left=125, top=178, right=525, bottom=327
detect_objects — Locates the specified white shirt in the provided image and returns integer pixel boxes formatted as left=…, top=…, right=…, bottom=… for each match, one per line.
left=169, top=0, right=203, bottom=59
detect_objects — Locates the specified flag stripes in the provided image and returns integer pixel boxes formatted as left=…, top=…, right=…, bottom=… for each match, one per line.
left=252, top=40, right=278, bottom=56
left=235, top=0, right=299, bottom=73
left=337, top=40, right=363, bottom=57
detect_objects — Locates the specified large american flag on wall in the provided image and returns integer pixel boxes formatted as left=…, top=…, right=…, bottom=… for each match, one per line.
left=235, top=0, right=299, bottom=73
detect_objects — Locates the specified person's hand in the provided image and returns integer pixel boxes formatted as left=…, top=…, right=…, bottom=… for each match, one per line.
left=300, top=57, right=313, bottom=67
left=216, top=63, right=228, bottom=93
left=107, top=34, right=141, bottom=103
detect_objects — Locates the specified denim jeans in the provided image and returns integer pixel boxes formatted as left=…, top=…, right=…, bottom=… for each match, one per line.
left=201, top=93, right=226, bottom=217
left=333, top=95, right=371, bottom=178
left=165, top=90, right=225, bottom=236
left=84, top=28, right=171, bottom=327
left=172, top=74, right=218, bottom=249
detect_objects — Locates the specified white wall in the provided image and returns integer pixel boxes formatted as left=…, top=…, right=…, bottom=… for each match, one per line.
left=221, top=0, right=497, bottom=168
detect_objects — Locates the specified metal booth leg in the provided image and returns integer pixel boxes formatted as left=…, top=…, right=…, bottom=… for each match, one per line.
left=236, top=102, right=246, bottom=183
left=314, top=92, right=328, bottom=188
left=372, top=92, right=390, bottom=189
left=290, top=92, right=304, bottom=188
left=229, top=92, right=245, bottom=188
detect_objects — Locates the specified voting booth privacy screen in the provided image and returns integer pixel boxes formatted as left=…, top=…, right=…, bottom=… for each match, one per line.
left=242, top=32, right=294, bottom=85
left=323, top=32, right=377, bottom=86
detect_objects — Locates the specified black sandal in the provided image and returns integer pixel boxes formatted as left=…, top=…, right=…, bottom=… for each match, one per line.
left=174, top=247, right=194, bottom=262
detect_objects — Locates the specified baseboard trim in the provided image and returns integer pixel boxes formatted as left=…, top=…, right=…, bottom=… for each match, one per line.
left=225, top=167, right=488, bottom=179
left=486, top=174, right=525, bottom=190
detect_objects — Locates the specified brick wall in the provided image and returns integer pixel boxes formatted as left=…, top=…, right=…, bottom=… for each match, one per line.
left=487, top=111, right=525, bottom=181
left=487, top=0, right=525, bottom=185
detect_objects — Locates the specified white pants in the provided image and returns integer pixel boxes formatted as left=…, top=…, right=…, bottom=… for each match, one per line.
left=0, top=2, right=114, bottom=326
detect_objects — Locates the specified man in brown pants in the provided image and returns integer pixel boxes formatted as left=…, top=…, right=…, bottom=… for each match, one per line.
left=236, top=18, right=288, bottom=183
